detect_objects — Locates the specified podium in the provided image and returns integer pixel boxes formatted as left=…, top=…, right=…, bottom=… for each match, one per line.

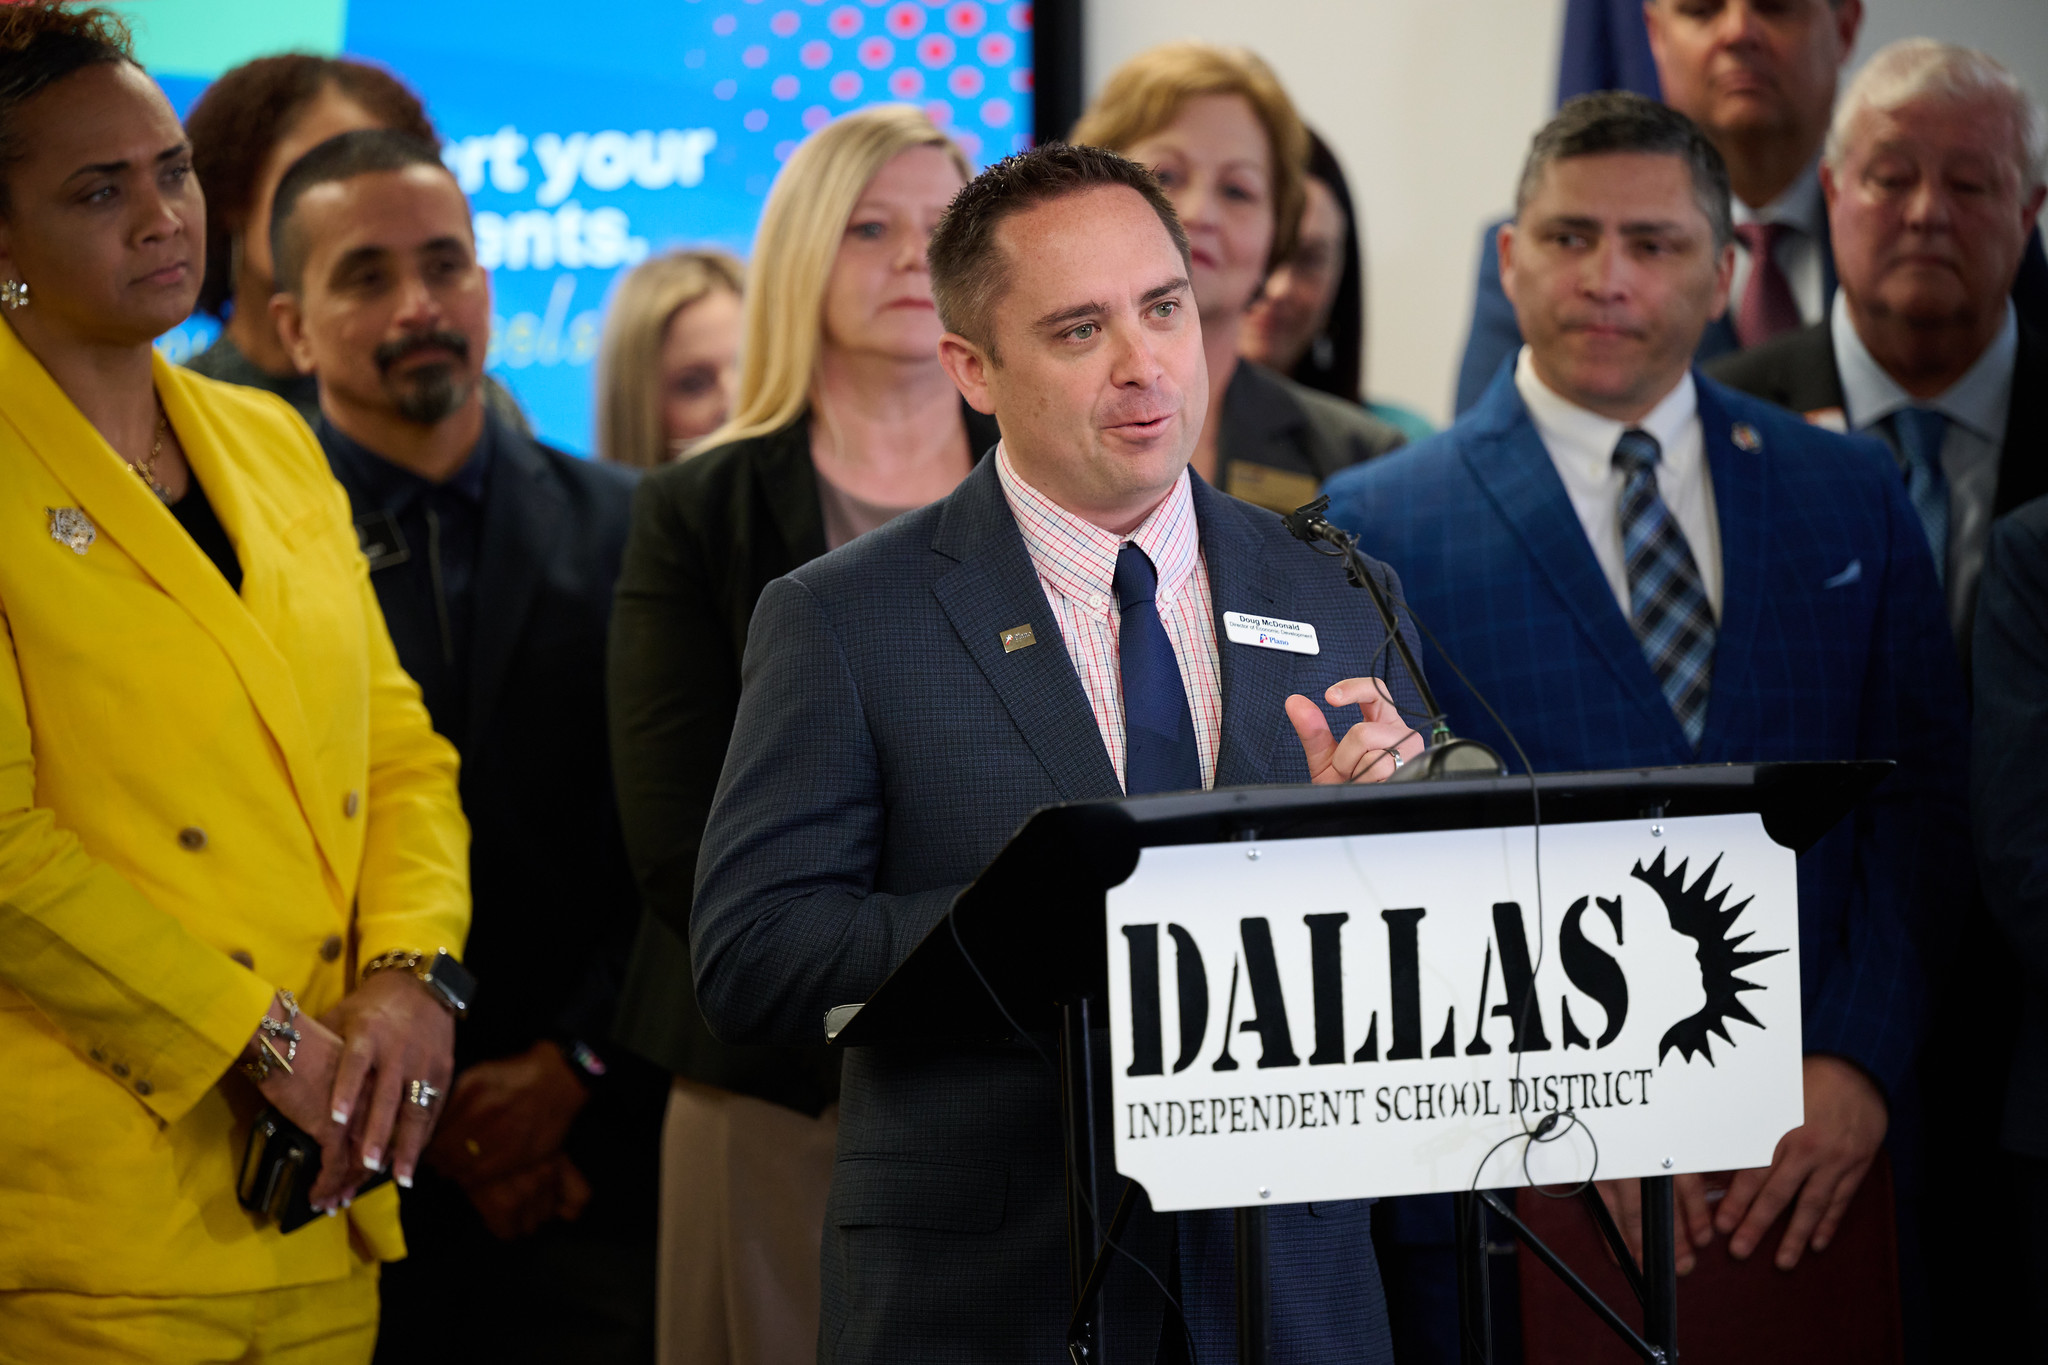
left=828, top=761, right=1886, bottom=1364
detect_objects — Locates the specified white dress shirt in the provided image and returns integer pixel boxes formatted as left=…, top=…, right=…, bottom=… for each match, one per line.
left=1832, top=292, right=2017, bottom=638
left=1515, top=348, right=1724, bottom=620
left=1731, top=159, right=1829, bottom=328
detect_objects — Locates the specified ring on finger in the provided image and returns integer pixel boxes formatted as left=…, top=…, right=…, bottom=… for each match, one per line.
left=406, top=1078, right=440, bottom=1108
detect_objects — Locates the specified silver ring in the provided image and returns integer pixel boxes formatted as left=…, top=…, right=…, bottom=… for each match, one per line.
left=406, top=1079, right=440, bottom=1108
left=1390, top=748, right=1405, bottom=769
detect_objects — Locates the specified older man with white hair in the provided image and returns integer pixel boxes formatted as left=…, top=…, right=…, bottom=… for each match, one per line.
left=1713, top=37, right=2048, bottom=653
left=1716, top=38, right=2048, bottom=1358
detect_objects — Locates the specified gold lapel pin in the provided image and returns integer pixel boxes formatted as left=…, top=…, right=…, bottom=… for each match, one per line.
left=1731, top=422, right=1762, bottom=452
left=1000, top=624, right=1037, bottom=653
left=47, top=507, right=95, bottom=555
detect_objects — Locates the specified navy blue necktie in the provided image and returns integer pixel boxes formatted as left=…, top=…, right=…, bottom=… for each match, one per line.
left=1114, top=542, right=1200, bottom=796
left=1614, top=428, right=1716, bottom=750
left=1115, top=543, right=1224, bottom=1360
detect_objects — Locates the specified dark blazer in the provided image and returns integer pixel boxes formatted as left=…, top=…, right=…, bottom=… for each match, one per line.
left=1217, top=358, right=1405, bottom=513
left=322, top=415, right=663, bottom=1216
left=1975, top=496, right=2048, bottom=1155
left=691, top=456, right=1417, bottom=1363
left=1706, top=314, right=2048, bottom=531
left=606, top=404, right=999, bottom=1109
left=1321, top=367, right=1970, bottom=1104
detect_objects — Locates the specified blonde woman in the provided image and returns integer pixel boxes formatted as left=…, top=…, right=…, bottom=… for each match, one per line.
left=605, top=105, right=994, bottom=1365
left=595, top=249, right=744, bottom=467
left=1073, top=42, right=1406, bottom=512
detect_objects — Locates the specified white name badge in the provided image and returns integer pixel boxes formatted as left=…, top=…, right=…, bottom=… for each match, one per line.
left=1223, top=612, right=1320, bottom=655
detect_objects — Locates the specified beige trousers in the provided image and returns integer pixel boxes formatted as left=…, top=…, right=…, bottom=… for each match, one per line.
left=658, top=1077, right=839, bottom=1365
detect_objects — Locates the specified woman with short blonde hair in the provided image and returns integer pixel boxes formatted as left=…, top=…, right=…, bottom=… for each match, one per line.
left=595, top=248, right=744, bottom=467
left=1074, top=42, right=1405, bottom=511
left=604, top=104, right=994, bottom=1364
left=1074, top=41, right=1308, bottom=276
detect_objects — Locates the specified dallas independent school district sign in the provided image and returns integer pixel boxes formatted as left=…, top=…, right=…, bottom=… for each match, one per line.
left=1104, top=813, right=1803, bottom=1211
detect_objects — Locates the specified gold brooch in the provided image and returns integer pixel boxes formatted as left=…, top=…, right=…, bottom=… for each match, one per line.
left=47, top=507, right=95, bottom=555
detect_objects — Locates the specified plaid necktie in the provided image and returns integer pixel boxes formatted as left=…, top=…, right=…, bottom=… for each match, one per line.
left=1888, top=406, right=1951, bottom=585
left=1614, top=428, right=1716, bottom=749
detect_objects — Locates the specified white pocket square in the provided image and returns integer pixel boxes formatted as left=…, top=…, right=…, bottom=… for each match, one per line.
left=1822, top=559, right=1863, bottom=589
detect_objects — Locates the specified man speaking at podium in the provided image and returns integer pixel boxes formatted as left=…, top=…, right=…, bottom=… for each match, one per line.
left=691, top=143, right=1422, bottom=1362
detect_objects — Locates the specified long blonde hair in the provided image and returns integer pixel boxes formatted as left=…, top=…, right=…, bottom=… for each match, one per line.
left=699, top=104, right=970, bottom=450
left=595, top=248, right=744, bottom=468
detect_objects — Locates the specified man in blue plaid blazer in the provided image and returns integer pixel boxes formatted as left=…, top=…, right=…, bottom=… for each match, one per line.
left=1325, top=94, right=1967, bottom=1349
left=691, top=146, right=1421, bottom=1362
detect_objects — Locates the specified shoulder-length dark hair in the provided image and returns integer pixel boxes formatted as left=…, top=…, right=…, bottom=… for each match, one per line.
left=184, top=55, right=436, bottom=319
left=1288, top=128, right=1365, bottom=405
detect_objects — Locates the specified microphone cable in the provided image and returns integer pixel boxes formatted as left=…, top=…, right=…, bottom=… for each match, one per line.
left=1283, top=496, right=1610, bottom=1359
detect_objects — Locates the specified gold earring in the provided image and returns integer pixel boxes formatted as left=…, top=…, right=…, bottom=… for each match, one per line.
left=0, top=278, right=26, bottom=310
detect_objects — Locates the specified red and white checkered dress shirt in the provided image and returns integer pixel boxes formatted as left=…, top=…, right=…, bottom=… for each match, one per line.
left=995, top=445, right=1222, bottom=792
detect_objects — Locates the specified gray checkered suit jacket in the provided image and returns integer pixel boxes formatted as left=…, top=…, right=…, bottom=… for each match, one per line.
left=692, top=454, right=1413, bottom=1363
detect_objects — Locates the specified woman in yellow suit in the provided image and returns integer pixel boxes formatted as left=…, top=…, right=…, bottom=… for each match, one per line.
left=0, top=7, right=471, bottom=1361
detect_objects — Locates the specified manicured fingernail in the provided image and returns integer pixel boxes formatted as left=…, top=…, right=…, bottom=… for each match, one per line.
left=362, top=1148, right=382, bottom=1171
left=341, top=1196, right=352, bottom=1210
left=325, top=1206, right=338, bottom=1218
left=397, top=1172, right=413, bottom=1189
left=331, top=1107, right=350, bottom=1124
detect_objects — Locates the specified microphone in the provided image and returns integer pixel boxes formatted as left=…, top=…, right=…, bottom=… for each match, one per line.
left=1286, top=497, right=1506, bottom=781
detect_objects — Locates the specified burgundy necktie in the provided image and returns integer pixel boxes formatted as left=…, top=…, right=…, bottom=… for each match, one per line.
left=1732, top=221, right=1802, bottom=347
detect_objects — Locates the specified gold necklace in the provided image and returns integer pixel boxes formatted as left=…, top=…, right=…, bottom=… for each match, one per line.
left=128, top=400, right=172, bottom=503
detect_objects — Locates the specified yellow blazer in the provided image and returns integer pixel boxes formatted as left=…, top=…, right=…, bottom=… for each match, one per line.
left=0, top=319, right=470, bottom=1296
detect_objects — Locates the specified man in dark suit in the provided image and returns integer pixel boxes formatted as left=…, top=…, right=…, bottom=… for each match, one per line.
left=1325, top=93, right=1967, bottom=1356
left=1454, top=0, right=1862, bottom=413
left=269, top=130, right=665, bottom=1363
left=1711, top=39, right=2048, bottom=653
left=1972, top=495, right=2048, bottom=1361
left=692, top=144, right=1425, bottom=1362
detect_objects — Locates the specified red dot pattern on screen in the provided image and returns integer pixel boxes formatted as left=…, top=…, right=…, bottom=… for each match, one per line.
left=705, top=0, right=1031, bottom=164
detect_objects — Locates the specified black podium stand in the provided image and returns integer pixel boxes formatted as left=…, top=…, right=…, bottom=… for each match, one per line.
left=828, top=761, right=1886, bottom=1364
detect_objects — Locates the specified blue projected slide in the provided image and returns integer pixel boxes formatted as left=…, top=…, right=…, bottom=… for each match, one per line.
left=129, top=0, right=1036, bottom=454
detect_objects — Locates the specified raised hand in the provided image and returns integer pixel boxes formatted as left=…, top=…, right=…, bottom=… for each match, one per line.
left=1285, top=677, right=1425, bottom=783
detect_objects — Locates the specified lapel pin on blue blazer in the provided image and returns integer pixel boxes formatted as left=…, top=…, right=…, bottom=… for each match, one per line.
left=47, top=507, right=94, bottom=555
left=1000, top=624, right=1037, bottom=653
left=1731, top=421, right=1763, bottom=452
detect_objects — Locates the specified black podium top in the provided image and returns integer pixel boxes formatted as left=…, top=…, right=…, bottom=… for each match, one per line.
left=827, top=761, right=1888, bottom=1048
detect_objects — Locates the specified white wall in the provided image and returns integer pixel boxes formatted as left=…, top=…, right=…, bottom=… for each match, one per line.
left=1084, top=0, right=2048, bottom=426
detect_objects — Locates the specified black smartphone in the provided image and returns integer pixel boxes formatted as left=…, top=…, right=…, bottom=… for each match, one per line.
left=237, top=1105, right=394, bottom=1233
